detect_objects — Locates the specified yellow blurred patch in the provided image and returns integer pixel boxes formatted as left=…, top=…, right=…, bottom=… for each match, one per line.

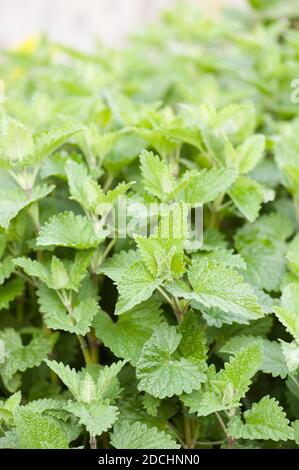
left=15, top=36, right=38, bottom=54
left=10, top=67, right=25, bottom=81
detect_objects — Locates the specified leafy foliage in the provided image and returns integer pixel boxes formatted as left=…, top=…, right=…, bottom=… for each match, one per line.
left=0, top=0, right=298, bottom=450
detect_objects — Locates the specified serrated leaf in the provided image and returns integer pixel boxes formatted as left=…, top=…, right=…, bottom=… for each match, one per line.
left=287, top=234, right=299, bottom=278
left=227, top=396, right=294, bottom=441
left=66, top=160, right=103, bottom=212
left=37, top=212, right=103, bottom=249
left=98, top=249, right=139, bottom=282
left=0, top=277, right=24, bottom=310
left=14, top=257, right=51, bottom=285
left=186, top=343, right=262, bottom=416
left=220, top=335, right=288, bottom=378
left=0, top=329, right=51, bottom=389
left=115, top=261, right=161, bottom=315
left=280, top=340, right=299, bottom=373
left=33, top=122, right=83, bottom=164
left=229, top=176, right=271, bottom=222
left=235, top=219, right=287, bottom=292
left=50, top=256, right=69, bottom=290
left=274, top=284, right=299, bottom=341
left=0, top=116, right=33, bottom=165
left=65, top=400, right=118, bottom=437
left=136, top=324, right=206, bottom=399
left=140, top=150, right=175, bottom=201
left=238, top=134, right=265, bottom=174
left=37, top=286, right=98, bottom=335
left=110, top=422, right=180, bottom=449
left=178, top=311, right=208, bottom=363
left=93, top=298, right=163, bottom=365
left=0, top=184, right=54, bottom=229
left=0, top=256, right=14, bottom=285
left=135, top=205, right=187, bottom=280
left=15, top=409, right=69, bottom=449
left=187, top=258, right=263, bottom=319
left=183, top=167, right=236, bottom=205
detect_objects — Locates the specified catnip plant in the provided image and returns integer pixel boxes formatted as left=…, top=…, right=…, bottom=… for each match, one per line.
left=0, top=0, right=299, bottom=449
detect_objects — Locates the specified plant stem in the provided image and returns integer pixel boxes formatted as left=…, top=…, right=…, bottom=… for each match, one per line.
left=90, top=435, right=97, bottom=449
left=58, top=291, right=93, bottom=365
left=78, top=334, right=93, bottom=365
left=214, top=411, right=228, bottom=437
left=167, top=422, right=185, bottom=448
left=100, top=238, right=116, bottom=266
left=183, top=414, right=193, bottom=449
left=103, top=173, right=114, bottom=192
left=195, top=440, right=224, bottom=446
left=88, top=329, right=100, bottom=364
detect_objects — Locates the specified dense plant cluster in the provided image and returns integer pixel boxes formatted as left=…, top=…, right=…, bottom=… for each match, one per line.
left=0, top=0, right=299, bottom=449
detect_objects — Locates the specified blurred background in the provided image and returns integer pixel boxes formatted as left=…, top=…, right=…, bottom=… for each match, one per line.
left=0, top=0, right=245, bottom=49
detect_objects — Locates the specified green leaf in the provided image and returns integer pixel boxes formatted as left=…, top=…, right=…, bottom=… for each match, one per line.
left=185, top=342, right=262, bottom=416
left=0, top=116, right=33, bottom=165
left=14, top=257, right=51, bottom=285
left=45, top=359, right=125, bottom=403
left=66, top=160, right=103, bottom=212
left=136, top=324, right=206, bottom=399
left=0, top=278, right=24, bottom=310
left=178, top=311, right=208, bottom=363
left=235, top=218, right=287, bottom=292
left=93, top=298, right=163, bottom=365
left=238, top=134, right=265, bottom=174
left=45, top=360, right=80, bottom=399
left=140, top=150, right=175, bottom=201
left=135, top=205, right=187, bottom=281
left=15, top=409, right=69, bottom=449
left=37, top=285, right=99, bottom=335
left=292, top=420, right=299, bottom=445
left=229, top=176, right=272, bottom=222
left=0, top=329, right=51, bottom=390
left=227, top=396, right=294, bottom=441
left=220, top=335, right=288, bottom=378
left=183, top=167, right=236, bottom=205
left=280, top=340, right=299, bottom=373
left=99, top=249, right=139, bottom=282
left=115, top=261, right=161, bottom=315
left=34, top=122, right=84, bottom=164
left=274, top=284, right=299, bottom=341
left=0, top=184, right=54, bottom=229
left=0, top=256, right=14, bottom=285
left=65, top=400, right=118, bottom=437
left=37, top=212, right=103, bottom=249
left=110, top=422, right=180, bottom=449
left=50, top=256, right=70, bottom=290
left=193, top=248, right=247, bottom=270
left=187, top=258, right=263, bottom=319
left=287, top=234, right=299, bottom=278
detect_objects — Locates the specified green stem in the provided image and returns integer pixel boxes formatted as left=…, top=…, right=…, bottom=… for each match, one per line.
left=78, top=335, right=93, bottom=365
left=157, top=286, right=182, bottom=322
left=195, top=440, right=224, bottom=446
left=183, top=413, right=193, bottom=449
left=58, top=291, right=93, bottom=365
left=214, top=411, right=228, bottom=438
left=103, top=173, right=114, bottom=192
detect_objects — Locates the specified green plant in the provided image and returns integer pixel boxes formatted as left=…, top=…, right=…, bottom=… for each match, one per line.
left=0, top=0, right=299, bottom=449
